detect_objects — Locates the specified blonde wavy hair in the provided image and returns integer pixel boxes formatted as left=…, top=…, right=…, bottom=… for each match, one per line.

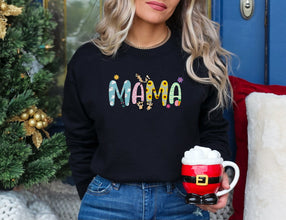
left=93, top=0, right=233, bottom=110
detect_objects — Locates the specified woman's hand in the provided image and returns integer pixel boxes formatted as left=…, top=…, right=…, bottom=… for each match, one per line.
left=197, top=172, right=230, bottom=213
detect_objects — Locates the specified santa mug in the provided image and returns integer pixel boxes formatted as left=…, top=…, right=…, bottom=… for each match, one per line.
left=181, top=146, right=240, bottom=205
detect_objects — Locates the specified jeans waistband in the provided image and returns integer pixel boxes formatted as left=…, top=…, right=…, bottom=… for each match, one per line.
left=95, top=175, right=180, bottom=193
left=124, top=182, right=175, bottom=191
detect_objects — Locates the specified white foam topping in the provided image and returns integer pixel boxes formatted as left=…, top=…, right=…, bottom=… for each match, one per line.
left=181, top=146, right=223, bottom=165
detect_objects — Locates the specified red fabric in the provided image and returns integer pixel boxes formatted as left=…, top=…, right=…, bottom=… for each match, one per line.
left=229, top=76, right=286, bottom=220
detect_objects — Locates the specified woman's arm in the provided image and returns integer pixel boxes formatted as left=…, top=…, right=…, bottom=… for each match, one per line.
left=198, top=84, right=232, bottom=211
left=199, top=84, right=231, bottom=161
left=62, top=58, right=98, bottom=199
left=198, top=172, right=230, bottom=212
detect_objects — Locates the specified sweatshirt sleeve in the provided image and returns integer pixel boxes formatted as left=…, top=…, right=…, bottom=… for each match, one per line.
left=62, top=54, right=98, bottom=199
left=198, top=85, right=231, bottom=160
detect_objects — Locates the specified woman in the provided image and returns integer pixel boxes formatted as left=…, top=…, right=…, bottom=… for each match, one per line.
left=63, top=0, right=233, bottom=219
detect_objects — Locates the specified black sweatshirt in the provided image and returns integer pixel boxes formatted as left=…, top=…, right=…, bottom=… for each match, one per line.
left=62, top=33, right=231, bottom=199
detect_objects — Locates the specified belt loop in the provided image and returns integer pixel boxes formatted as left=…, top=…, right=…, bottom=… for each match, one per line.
left=112, top=182, right=120, bottom=191
left=166, top=183, right=173, bottom=193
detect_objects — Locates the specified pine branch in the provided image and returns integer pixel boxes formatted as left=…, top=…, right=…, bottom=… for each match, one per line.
left=31, top=69, right=54, bottom=95
left=33, top=132, right=67, bottom=159
left=0, top=140, right=32, bottom=188
left=19, top=157, right=56, bottom=188
left=1, top=122, right=26, bottom=143
left=0, top=98, right=9, bottom=126
left=32, top=132, right=70, bottom=180
left=7, top=90, right=38, bottom=118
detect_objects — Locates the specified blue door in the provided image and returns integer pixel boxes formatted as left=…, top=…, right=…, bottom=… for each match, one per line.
left=268, top=1, right=286, bottom=85
left=212, top=0, right=286, bottom=157
left=213, top=0, right=286, bottom=85
left=212, top=0, right=266, bottom=84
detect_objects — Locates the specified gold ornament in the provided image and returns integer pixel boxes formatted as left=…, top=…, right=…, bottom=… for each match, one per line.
left=40, top=113, right=46, bottom=121
left=42, top=129, right=50, bottom=139
left=42, top=121, right=48, bottom=128
left=36, top=121, right=43, bottom=129
left=24, top=121, right=36, bottom=136
left=33, top=112, right=41, bottom=121
left=8, top=106, right=53, bottom=148
left=20, top=112, right=29, bottom=120
left=0, top=17, right=6, bottom=39
left=28, top=118, right=36, bottom=127
left=32, top=130, right=43, bottom=149
left=0, top=0, right=22, bottom=40
left=28, top=108, right=35, bottom=116
left=0, top=2, right=7, bottom=11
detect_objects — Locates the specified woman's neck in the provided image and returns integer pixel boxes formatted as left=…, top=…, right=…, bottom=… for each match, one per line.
left=126, top=20, right=170, bottom=49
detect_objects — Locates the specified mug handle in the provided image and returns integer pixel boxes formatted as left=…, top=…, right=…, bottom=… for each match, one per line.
left=216, top=161, right=240, bottom=197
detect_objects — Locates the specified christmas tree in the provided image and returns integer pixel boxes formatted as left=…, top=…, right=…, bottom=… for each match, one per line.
left=0, top=0, right=70, bottom=189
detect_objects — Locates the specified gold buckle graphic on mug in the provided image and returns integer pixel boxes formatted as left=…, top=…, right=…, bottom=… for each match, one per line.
left=196, top=175, right=208, bottom=186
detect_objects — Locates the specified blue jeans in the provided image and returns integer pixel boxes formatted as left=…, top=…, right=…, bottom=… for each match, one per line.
left=78, top=175, right=209, bottom=220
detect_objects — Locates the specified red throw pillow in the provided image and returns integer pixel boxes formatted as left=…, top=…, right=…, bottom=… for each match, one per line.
left=229, top=76, right=286, bottom=220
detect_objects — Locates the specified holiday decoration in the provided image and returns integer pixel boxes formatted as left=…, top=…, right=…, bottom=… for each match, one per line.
left=22, top=52, right=43, bottom=82
left=0, top=0, right=69, bottom=190
left=9, top=106, right=53, bottom=148
left=39, top=44, right=53, bottom=49
left=0, top=0, right=22, bottom=40
left=182, top=146, right=240, bottom=205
